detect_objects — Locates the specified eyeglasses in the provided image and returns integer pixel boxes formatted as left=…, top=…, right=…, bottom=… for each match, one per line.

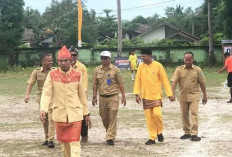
left=71, top=54, right=78, bottom=57
left=101, top=56, right=109, bottom=60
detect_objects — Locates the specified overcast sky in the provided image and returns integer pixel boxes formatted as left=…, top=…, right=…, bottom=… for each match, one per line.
left=23, top=0, right=204, bottom=20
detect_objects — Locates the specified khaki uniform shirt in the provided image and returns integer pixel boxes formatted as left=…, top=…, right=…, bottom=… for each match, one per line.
left=27, top=67, right=56, bottom=103
left=93, top=64, right=124, bottom=96
left=171, top=65, right=205, bottom=102
left=40, top=68, right=89, bottom=123
left=73, top=60, right=88, bottom=91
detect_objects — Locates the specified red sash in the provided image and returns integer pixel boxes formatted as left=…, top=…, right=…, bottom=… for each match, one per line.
left=56, top=121, right=82, bottom=142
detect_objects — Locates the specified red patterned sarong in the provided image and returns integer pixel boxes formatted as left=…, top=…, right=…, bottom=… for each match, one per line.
left=55, top=121, right=82, bottom=142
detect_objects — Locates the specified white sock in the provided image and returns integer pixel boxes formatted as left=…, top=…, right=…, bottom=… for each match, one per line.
left=131, top=74, right=134, bottom=80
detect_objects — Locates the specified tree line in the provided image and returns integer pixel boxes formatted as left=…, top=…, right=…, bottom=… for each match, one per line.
left=0, top=0, right=232, bottom=50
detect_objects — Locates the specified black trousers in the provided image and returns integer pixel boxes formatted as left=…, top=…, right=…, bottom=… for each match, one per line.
left=81, top=119, right=88, bottom=137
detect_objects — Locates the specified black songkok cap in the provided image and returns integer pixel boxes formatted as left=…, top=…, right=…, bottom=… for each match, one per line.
left=141, top=49, right=152, bottom=55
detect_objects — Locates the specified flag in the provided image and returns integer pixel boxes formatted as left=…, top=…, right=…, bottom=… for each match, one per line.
left=78, top=0, right=82, bottom=47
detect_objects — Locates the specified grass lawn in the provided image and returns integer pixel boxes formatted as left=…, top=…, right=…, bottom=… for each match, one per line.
left=0, top=66, right=227, bottom=97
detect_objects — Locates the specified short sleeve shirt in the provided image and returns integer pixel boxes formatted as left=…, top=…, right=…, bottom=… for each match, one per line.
left=92, top=64, right=124, bottom=95
left=225, top=56, right=232, bottom=73
left=171, top=65, right=205, bottom=102
left=129, top=54, right=137, bottom=64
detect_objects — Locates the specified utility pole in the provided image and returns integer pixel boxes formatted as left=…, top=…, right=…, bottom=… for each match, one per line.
left=208, top=0, right=214, bottom=64
left=117, top=0, right=122, bottom=57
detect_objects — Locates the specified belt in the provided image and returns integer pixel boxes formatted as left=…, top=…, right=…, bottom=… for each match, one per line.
left=100, top=94, right=116, bottom=97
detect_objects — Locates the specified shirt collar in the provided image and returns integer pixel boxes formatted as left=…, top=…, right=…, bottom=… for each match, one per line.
left=183, top=64, right=196, bottom=69
left=41, top=66, right=52, bottom=72
left=100, top=64, right=112, bottom=70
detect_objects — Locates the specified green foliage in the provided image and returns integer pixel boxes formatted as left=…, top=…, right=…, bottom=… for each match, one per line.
left=199, top=33, right=224, bottom=46
left=41, top=0, right=97, bottom=46
left=199, top=36, right=209, bottom=46
left=96, top=9, right=117, bottom=42
left=0, top=0, right=25, bottom=49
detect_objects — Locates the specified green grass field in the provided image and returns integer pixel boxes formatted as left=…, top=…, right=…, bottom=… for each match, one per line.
left=0, top=66, right=227, bottom=97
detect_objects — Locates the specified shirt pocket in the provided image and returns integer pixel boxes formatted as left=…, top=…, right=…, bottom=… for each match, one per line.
left=37, top=74, right=45, bottom=80
left=180, top=72, right=186, bottom=78
left=97, top=73, right=103, bottom=79
left=191, top=73, right=198, bottom=83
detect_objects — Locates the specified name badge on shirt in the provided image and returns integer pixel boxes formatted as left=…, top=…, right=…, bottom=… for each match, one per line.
left=107, top=74, right=112, bottom=85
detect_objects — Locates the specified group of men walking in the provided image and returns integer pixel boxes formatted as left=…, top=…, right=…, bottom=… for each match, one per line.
left=25, top=46, right=208, bottom=156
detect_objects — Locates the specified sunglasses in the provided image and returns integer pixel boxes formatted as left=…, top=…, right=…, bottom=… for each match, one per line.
left=71, top=54, right=78, bottom=57
left=101, top=56, right=109, bottom=60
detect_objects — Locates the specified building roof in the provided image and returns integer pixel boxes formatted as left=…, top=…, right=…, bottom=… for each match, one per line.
left=134, top=24, right=151, bottom=34
left=136, top=22, right=200, bottom=41
left=22, top=29, right=35, bottom=41
left=41, top=37, right=53, bottom=44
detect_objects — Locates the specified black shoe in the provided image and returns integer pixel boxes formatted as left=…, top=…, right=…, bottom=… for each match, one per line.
left=41, top=140, right=48, bottom=146
left=157, top=133, right=164, bottom=142
left=190, top=135, right=201, bottom=141
left=145, top=139, right=156, bottom=145
left=81, top=136, right=88, bottom=142
left=106, top=139, right=114, bottom=145
left=180, top=134, right=191, bottom=139
left=48, top=141, right=55, bottom=148
left=227, top=99, right=232, bottom=103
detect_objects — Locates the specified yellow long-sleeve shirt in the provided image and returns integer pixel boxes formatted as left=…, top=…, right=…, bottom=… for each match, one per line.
left=40, top=68, right=89, bottom=123
left=134, top=61, right=172, bottom=100
left=73, top=60, right=88, bottom=91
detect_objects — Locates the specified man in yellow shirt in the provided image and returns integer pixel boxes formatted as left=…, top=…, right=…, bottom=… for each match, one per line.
left=40, top=46, right=91, bottom=157
left=69, top=46, right=89, bottom=142
left=171, top=52, right=207, bottom=142
left=134, top=49, right=174, bottom=145
left=129, top=50, right=138, bottom=80
left=25, top=54, right=55, bottom=148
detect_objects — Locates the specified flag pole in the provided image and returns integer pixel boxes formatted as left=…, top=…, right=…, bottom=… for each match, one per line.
left=77, top=0, right=82, bottom=48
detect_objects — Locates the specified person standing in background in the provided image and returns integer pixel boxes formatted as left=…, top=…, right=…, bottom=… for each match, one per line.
left=218, top=52, right=232, bottom=103
left=69, top=46, right=89, bottom=142
left=25, top=54, right=55, bottom=148
left=129, top=50, right=138, bottom=80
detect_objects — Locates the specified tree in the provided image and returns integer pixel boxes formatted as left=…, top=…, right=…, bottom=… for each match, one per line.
left=0, top=0, right=24, bottom=49
left=41, top=0, right=97, bottom=46
left=223, top=0, right=232, bottom=39
left=23, top=7, right=42, bottom=47
left=96, top=9, right=117, bottom=42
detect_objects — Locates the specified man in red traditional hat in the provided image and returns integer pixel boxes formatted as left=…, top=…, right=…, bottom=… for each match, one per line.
left=40, top=46, right=91, bottom=157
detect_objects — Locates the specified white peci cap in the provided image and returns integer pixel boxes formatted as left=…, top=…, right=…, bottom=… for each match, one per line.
left=101, top=51, right=111, bottom=58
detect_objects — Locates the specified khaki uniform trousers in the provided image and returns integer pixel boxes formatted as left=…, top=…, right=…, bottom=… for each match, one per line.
left=99, top=94, right=119, bottom=140
left=180, top=101, right=199, bottom=135
left=60, top=141, right=81, bottom=157
left=144, top=106, right=163, bottom=140
left=43, top=108, right=55, bottom=141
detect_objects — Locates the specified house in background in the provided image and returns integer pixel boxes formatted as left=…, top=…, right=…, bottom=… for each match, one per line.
left=21, top=29, right=35, bottom=47
left=133, top=22, right=200, bottom=45
left=41, top=37, right=53, bottom=48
